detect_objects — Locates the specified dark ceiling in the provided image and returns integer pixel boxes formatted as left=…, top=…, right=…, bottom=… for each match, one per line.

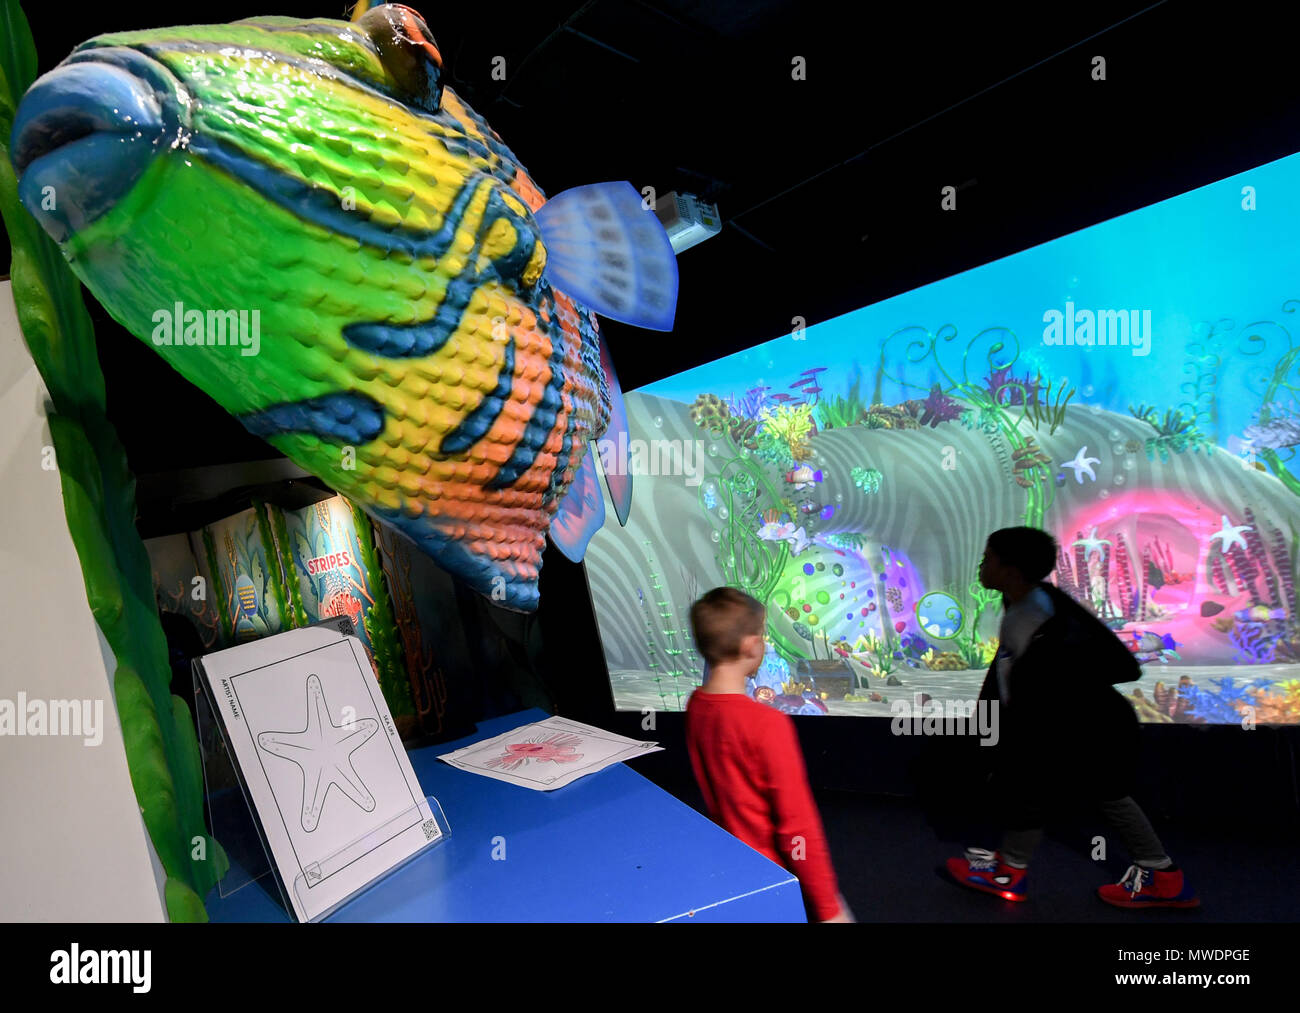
left=9, top=0, right=1300, bottom=478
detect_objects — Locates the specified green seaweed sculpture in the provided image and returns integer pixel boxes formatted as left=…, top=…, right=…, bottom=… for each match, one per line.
left=349, top=502, right=415, bottom=718
left=0, top=0, right=223, bottom=920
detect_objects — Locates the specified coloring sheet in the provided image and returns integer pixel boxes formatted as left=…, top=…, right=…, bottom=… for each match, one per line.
left=197, top=625, right=441, bottom=921
left=438, top=716, right=662, bottom=791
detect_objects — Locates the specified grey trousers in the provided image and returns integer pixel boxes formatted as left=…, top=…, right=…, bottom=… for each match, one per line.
left=1000, top=796, right=1171, bottom=870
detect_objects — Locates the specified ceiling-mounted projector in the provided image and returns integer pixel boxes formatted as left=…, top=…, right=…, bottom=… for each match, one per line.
left=653, top=191, right=722, bottom=254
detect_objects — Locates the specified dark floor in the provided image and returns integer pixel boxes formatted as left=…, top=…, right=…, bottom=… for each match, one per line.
left=654, top=777, right=1300, bottom=922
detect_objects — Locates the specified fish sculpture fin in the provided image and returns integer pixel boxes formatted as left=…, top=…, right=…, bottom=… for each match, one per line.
left=534, top=181, right=678, bottom=331
left=598, top=337, right=633, bottom=525
left=549, top=443, right=606, bottom=563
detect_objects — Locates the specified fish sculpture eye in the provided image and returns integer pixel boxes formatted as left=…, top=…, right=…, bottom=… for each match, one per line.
left=356, top=3, right=444, bottom=113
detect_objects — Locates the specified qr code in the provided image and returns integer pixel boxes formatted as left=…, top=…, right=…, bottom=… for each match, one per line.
left=421, top=819, right=439, bottom=841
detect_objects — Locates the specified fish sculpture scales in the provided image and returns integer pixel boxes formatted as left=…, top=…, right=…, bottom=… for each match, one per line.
left=8, top=2, right=678, bottom=612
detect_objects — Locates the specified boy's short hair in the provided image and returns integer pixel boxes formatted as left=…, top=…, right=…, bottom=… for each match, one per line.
left=690, top=587, right=766, bottom=666
left=987, top=526, right=1058, bottom=582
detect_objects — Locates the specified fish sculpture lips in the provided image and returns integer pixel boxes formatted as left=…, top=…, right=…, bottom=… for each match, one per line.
left=8, top=8, right=676, bottom=613
left=10, top=49, right=181, bottom=242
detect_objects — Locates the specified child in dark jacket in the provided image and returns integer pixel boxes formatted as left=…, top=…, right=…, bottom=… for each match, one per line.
left=945, top=527, right=1199, bottom=908
left=685, top=587, right=851, bottom=922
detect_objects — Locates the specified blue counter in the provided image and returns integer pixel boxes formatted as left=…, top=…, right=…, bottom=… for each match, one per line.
left=204, top=708, right=806, bottom=922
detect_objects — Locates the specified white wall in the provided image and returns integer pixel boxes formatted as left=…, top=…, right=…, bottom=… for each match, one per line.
left=0, top=280, right=167, bottom=921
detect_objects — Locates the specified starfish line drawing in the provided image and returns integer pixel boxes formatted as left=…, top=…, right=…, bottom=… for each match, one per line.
left=258, top=674, right=380, bottom=833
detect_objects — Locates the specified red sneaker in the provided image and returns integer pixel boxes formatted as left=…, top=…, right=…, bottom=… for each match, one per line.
left=944, top=848, right=1029, bottom=902
left=1098, top=864, right=1200, bottom=909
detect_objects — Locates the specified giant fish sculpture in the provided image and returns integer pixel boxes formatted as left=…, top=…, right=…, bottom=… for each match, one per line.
left=9, top=2, right=677, bottom=611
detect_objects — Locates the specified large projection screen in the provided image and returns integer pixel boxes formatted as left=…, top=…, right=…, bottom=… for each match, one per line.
left=586, top=152, right=1300, bottom=725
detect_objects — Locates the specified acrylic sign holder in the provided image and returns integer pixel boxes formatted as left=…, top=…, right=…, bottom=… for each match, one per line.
left=192, top=616, right=451, bottom=922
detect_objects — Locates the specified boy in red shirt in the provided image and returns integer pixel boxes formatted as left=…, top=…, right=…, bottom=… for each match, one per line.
left=685, top=587, right=851, bottom=922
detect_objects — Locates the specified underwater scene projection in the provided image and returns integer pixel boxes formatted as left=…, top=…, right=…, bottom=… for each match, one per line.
left=586, top=150, right=1300, bottom=725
